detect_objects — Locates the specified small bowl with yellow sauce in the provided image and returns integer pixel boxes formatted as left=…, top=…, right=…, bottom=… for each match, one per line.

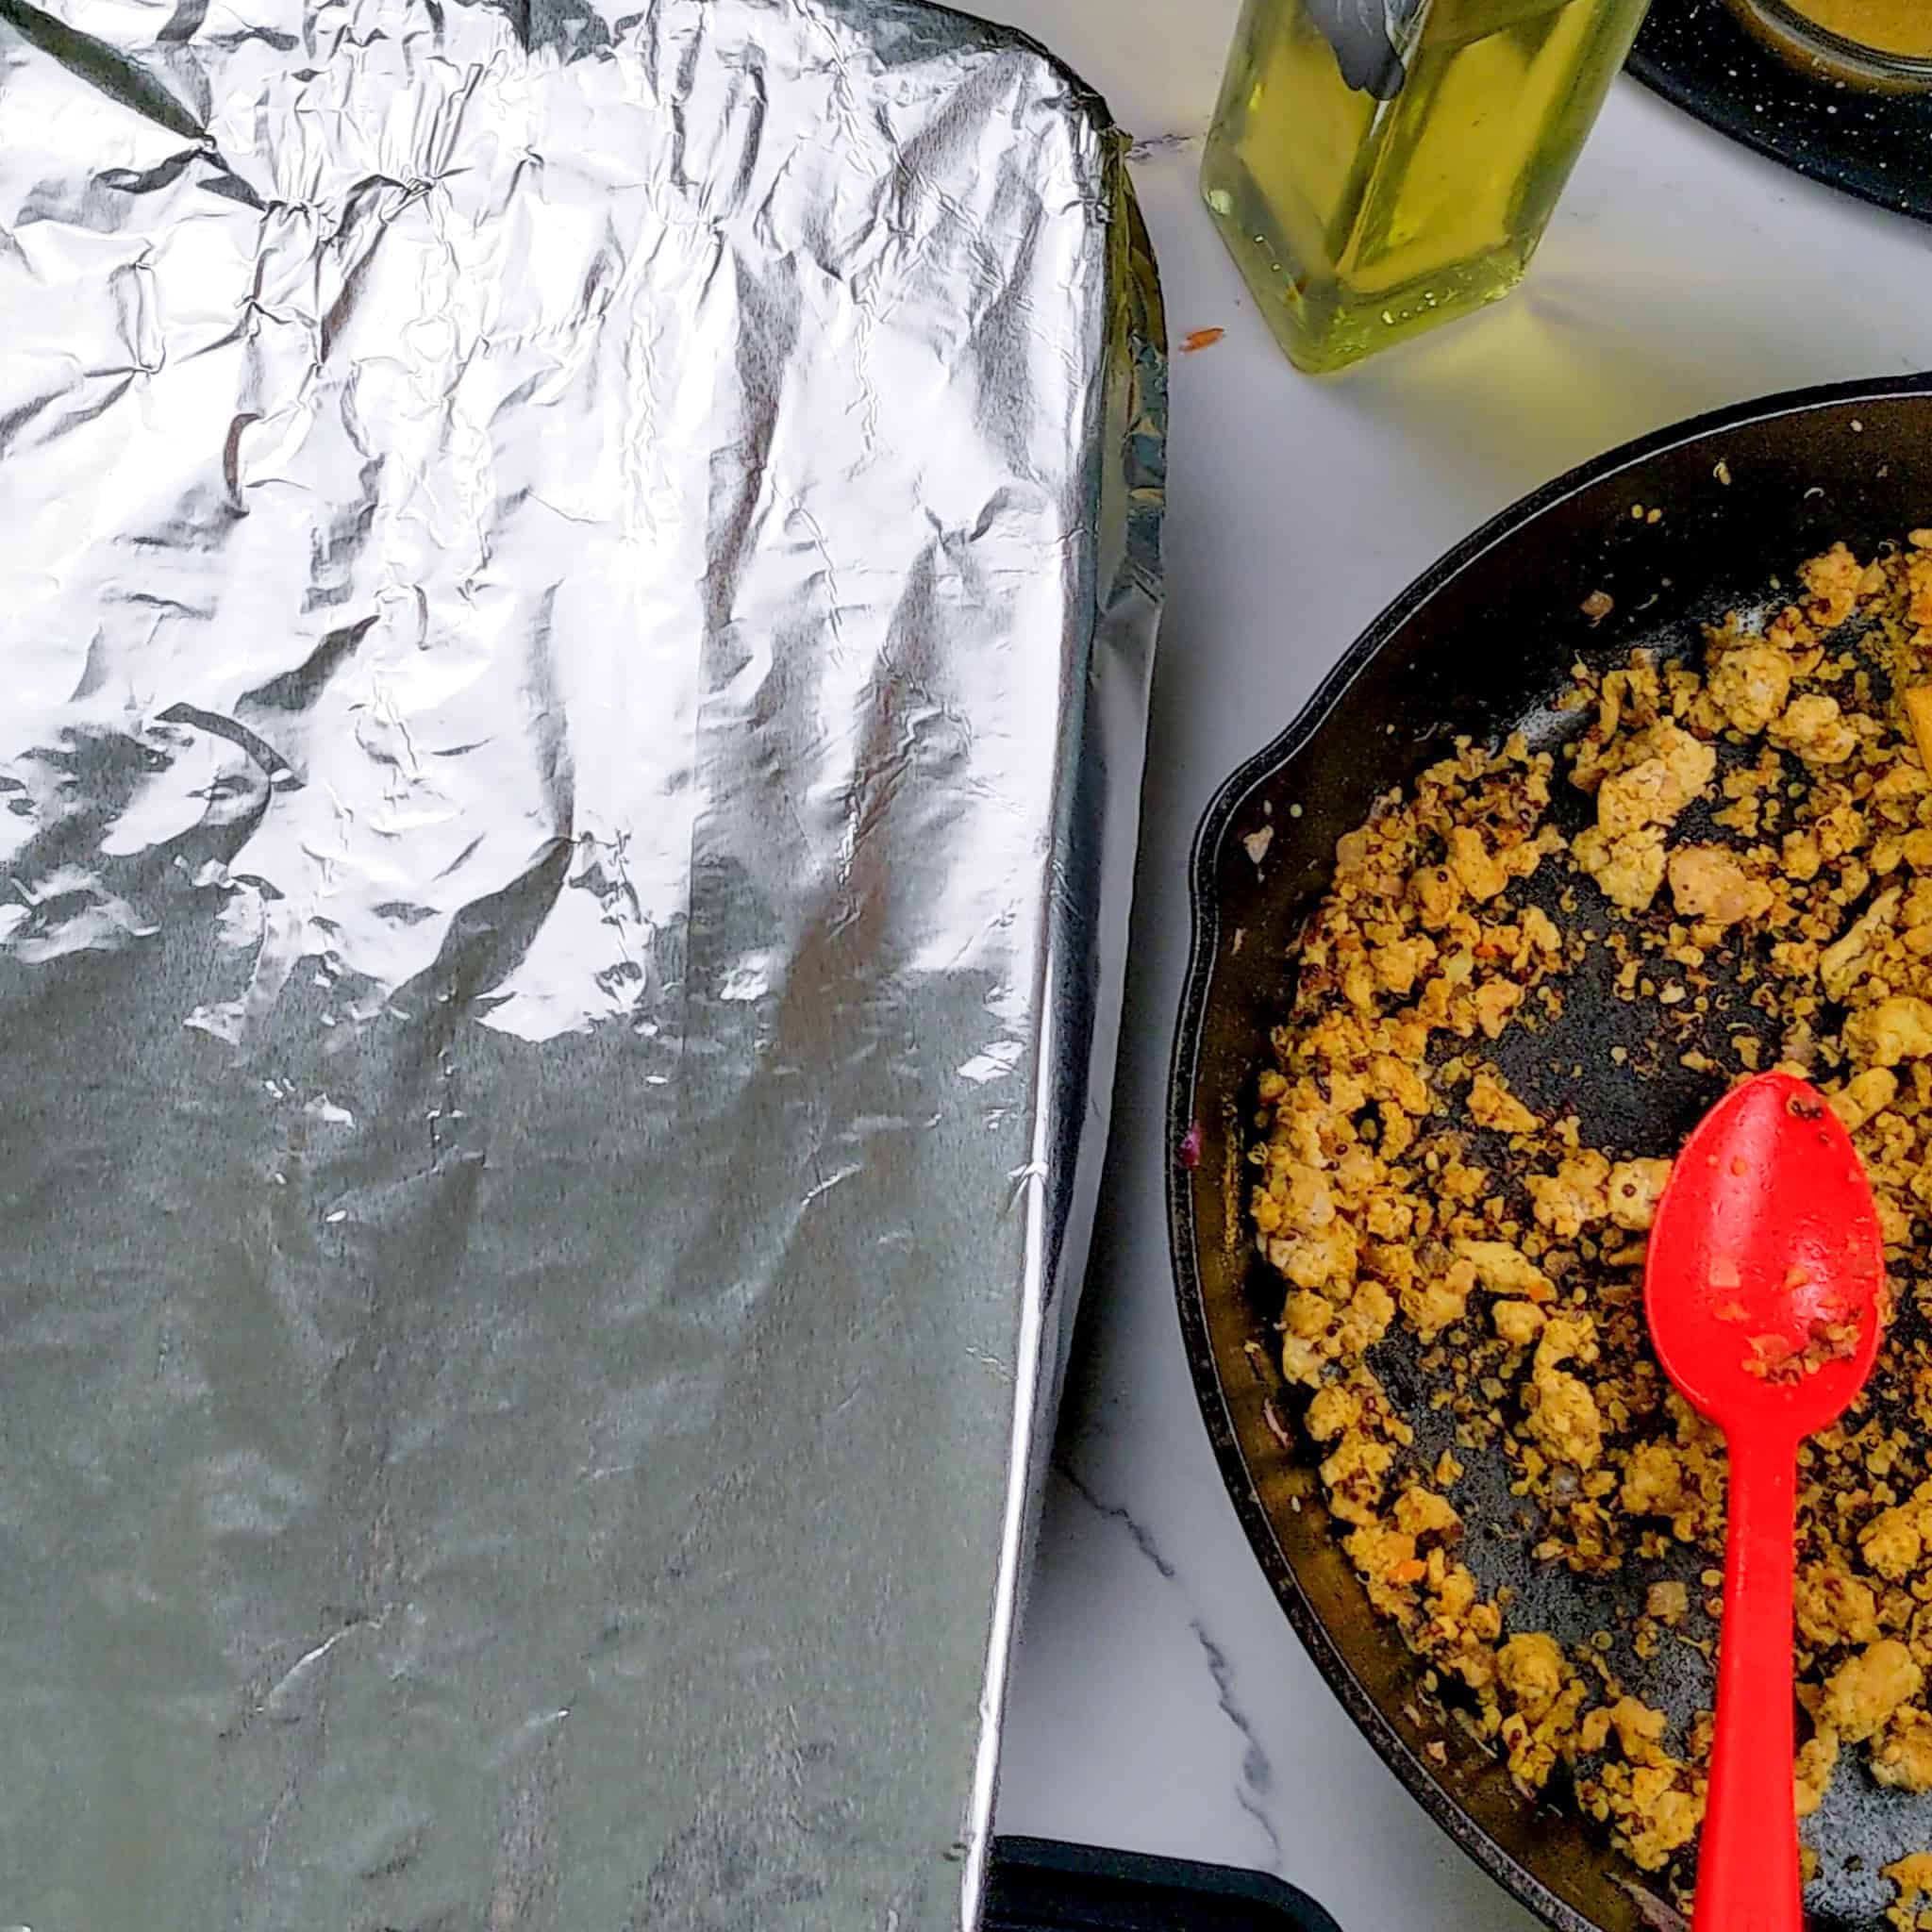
left=1726, top=0, right=1932, bottom=91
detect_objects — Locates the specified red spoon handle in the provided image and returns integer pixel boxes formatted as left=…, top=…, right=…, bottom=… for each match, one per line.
left=1694, top=1433, right=1802, bottom=1932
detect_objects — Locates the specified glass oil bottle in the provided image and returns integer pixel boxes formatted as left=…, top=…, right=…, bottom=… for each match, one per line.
left=1201, top=0, right=1653, bottom=374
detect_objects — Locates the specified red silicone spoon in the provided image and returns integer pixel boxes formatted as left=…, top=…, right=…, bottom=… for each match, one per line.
left=1645, top=1071, right=1886, bottom=1932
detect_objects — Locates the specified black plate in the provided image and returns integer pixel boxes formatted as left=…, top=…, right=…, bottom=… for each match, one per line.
left=1629, top=0, right=1932, bottom=226
left=986, top=1838, right=1341, bottom=1932
left=1168, top=374, right=1932, bottom=1932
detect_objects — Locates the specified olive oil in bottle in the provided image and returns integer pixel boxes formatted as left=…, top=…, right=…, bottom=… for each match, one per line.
left=1202, top=0, right=1652, bottom=374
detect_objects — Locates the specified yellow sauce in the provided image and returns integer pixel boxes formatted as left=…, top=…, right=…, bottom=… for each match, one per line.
left=1782, top=0, right=1932, bottom=57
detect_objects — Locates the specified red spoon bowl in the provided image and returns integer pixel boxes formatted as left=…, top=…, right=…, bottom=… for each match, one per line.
left=1648, top=1072, right=1887, bottom=1432
left=1646, top=1070, right=1888, bottom=1932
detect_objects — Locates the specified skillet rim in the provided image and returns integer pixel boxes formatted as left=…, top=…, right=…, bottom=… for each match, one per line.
left=1163, top=369, right=1932, bottom=1932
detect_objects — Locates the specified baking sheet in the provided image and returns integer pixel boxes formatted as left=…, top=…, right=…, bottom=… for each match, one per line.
left=0, top=0, right=1166, bottom=1923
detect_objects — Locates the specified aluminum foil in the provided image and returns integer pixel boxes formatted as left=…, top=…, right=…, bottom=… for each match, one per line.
left=0, top=0, right=1166, bottom=1922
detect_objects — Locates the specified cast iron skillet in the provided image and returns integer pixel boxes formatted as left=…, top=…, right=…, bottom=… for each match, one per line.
left=1168, top=374, right=1932, bottom=1932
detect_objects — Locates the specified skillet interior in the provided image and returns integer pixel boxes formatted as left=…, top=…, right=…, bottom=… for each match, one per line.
left=1167, top=375, right=1932, bottom=1932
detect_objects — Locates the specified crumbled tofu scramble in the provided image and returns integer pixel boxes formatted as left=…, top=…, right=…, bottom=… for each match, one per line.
left=1250, top=534, right=1932, bottom=1918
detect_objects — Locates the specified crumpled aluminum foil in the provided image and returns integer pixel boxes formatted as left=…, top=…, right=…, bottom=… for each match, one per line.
left=0, top=0, right=1165, bottom=1924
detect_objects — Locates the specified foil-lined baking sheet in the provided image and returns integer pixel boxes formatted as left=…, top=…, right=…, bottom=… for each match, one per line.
left=0, top=0, right=1165, bottom=1924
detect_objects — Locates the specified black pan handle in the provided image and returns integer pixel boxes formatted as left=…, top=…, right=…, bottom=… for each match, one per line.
left=986, top=1835, right=1343, bottom=1931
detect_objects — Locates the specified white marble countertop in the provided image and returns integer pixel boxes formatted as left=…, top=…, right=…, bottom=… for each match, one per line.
left=976, top=4, right=1932, bottom=1926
